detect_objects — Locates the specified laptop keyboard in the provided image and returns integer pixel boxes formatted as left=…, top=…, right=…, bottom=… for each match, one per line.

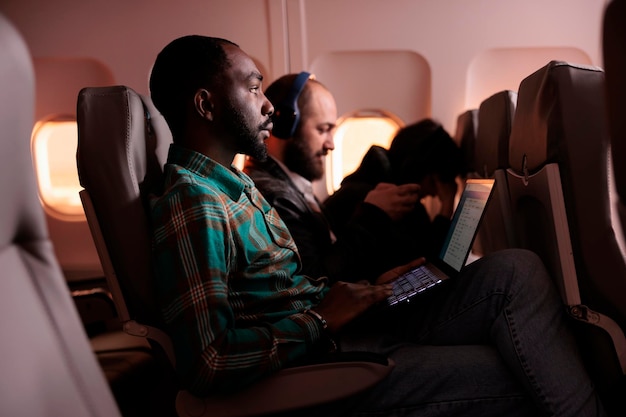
left=387, top=265, right=446, bottom=306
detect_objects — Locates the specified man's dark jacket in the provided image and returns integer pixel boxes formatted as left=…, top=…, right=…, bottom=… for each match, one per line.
left=244, top=157, right=400, bottom=283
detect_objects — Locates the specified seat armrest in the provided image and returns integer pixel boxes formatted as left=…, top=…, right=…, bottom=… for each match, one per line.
left=71, top=287, right=117, bottom=332
left=176, top=356, right=394, bottom=417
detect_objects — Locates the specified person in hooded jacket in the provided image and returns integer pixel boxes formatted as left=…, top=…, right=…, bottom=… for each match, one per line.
left=324, top=118, right=465, bottom=262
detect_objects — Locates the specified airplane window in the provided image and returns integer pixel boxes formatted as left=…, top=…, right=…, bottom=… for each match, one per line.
left=326, top=110, right=403, bottom=193
left=31, top=117, right=84, bottom=220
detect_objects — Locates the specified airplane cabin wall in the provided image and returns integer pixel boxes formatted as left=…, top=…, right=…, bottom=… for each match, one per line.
left=296, top=0, right=608, bottom=130
left=0, top=0, right=275, bottom=99
left=0, top=0, right=609, bottom=133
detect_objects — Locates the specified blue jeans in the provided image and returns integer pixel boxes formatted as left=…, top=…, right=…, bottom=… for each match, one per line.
left=339, top=249, right=605, bottom=417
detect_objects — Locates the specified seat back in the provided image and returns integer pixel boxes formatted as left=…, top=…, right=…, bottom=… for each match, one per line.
left=0, top=13, right=121, bottom=417
left=471, top=90, right=517, bottom=256
left=604, top=0, right=626, bottom=244
left=453, top=108, right=478, bottom=176
left=506, top=60, right=626, bottom=397
left=475, top=90, right=517, bottom=179
left=76, top=85, right=175, bottom=364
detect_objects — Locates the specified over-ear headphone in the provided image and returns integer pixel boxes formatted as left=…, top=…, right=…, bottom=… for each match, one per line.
left=272, top=71, right=311, bottom=139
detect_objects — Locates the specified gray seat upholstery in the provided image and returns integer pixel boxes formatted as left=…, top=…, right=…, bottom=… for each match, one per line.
left=77, top=86, right=179, bottom=417
left=506, top=60, right=626, bottom=412
left=76, top=85, right=394, bottom=417
left=0, top=13, right=122, bottom=417
left=471, top=90, right=518, bottom=256
left=77, top=86, right=174, bottom=360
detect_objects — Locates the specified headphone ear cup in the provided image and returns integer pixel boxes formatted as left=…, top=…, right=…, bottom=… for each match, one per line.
left=272, top=104, right=298, bottom=139
left=271, top=71, right=311, bottom=140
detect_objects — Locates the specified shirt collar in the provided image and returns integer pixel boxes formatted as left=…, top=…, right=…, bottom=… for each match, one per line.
left=167, top=143, right=255, bottom=201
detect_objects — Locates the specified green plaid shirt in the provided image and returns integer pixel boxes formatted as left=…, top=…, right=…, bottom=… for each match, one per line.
left=150, top=144, right=328, bottom=396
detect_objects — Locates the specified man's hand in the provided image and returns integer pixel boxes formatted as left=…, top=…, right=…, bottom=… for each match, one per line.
left=311, top=257, right=428, bottom=333
left=311, top=281, right=393, bottom=334
left=364, top=182, right=420, bottom=221
left=375, top=257, right=426, bottom=285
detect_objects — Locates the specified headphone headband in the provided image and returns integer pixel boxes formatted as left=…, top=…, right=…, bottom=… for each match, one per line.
left=272, top=71, right=311, bottom=139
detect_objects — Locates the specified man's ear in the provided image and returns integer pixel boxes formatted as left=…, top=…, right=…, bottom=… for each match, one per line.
left=194, top=89, right=213, bottom=120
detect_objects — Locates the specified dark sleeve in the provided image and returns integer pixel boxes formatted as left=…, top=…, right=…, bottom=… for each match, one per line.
left=271, top=194, right=399, bottom=284
left=390, top=207, right=452, bottom=263
left=323, top=182, right=373, bottom=236
left=430, top=214, right=452, bottom=255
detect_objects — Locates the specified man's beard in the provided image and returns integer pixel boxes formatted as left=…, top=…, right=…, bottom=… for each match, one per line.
left=283, top=138, right=324, bottom=181
left=223, top=101, right=268, bottom=161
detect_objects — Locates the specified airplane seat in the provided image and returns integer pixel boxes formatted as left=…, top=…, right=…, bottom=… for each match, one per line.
left=603, top=2, right=626, bottom=408
left=77, top=85, right=179, bottom=417
left=0, top=12, right=122, bottom=417
left=475, top=90, right=517, bottom=179
left=453, top=108, right=478, bottom=177
left=471, top=90, right=518, bottom=256
left=604, top=0, right=626, bottom=243
left=76, top=85, right=394, bottom=417
left=506, top=60, right=626, bottom=413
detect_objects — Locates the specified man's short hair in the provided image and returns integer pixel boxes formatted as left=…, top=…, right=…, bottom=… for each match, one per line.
left=149, top=35, right=238, bottom=141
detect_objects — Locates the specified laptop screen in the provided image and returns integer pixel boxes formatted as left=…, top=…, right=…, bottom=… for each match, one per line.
left=439, top=179, right=495, bottom=272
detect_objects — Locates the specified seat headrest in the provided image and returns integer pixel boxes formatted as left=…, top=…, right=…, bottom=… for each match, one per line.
left=454, top=109, right=478, bottom=174
left=475, top=90, right=517, bottom=177
left=509, top=60, right=606, bottom=175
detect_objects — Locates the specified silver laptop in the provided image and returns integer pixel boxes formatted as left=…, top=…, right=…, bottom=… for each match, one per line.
left=387, top=178, right=496, bottom=306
